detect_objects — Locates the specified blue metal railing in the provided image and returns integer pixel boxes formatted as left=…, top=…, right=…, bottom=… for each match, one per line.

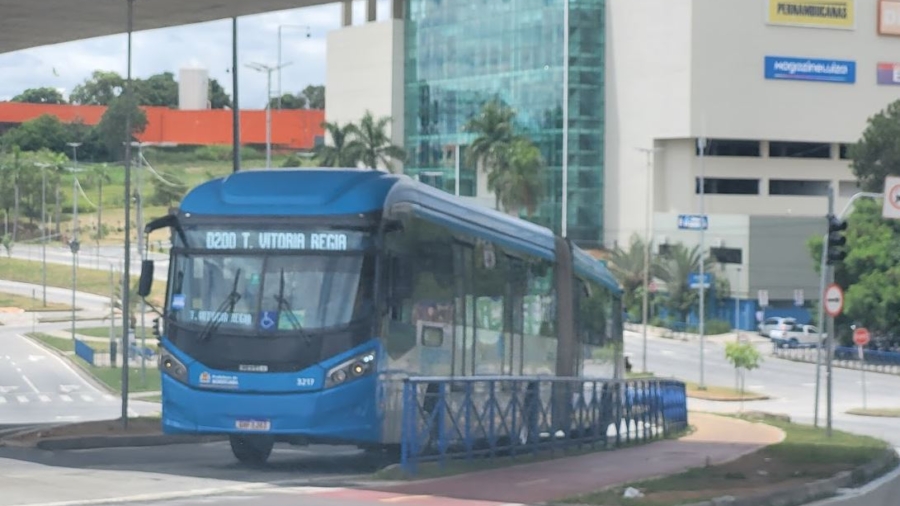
left=834, top=346, right=900, bottom=365
left=399, top=376, right=687, bottom=474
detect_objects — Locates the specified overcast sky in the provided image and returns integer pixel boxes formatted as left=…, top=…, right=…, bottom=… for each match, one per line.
left=0, top=0, right=390, bottom=109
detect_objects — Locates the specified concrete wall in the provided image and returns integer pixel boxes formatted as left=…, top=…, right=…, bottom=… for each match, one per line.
left=325, top=19, right=405, bottom=169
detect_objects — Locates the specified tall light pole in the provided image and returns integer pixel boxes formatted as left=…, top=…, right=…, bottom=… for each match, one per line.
left=246, top=61, right=292, bottom=168
left=276, top=24, right=311, bottom=109
left=560, top=0, right=570, bottom=237
left=33, top=162, right=50, bottom=307
left=67, top=142, right=81, bottom=342
left=122, top=0, right=135, bottom=428
left=698, top=136, right=707, bottom=390
left=636, top=146, right=662, bottom=373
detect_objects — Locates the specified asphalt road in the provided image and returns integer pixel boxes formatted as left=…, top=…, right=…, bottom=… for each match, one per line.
left=623, top=330, right=900, bottom=446
left=0, top=279, right=159, bottom=425
left=10, top=243, right=168, bottom=279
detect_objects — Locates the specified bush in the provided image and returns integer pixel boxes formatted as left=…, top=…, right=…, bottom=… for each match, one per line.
left=705, top=319, right=732, bottom=335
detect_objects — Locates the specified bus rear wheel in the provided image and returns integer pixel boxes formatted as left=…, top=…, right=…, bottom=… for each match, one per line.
left=229, top=435, right=274, bottom=465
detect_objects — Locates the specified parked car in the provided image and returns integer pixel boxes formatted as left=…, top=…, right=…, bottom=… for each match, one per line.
left=770, top=323, right=821, bottom=348
left=758, top=317, right=797, bottom=338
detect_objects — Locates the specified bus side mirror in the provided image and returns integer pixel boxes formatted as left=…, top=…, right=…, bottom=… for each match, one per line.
left=138, top=260, right=154, bottom=297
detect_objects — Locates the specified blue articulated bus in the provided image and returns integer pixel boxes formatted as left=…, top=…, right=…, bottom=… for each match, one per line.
left=138, top=168, right=624, bottom=464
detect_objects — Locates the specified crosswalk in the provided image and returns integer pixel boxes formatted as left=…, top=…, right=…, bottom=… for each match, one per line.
left=0, top=392, right=117, bottom=404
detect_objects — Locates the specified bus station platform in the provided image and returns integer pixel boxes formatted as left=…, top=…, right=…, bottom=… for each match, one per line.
left=368, top=412, right=786, bottom=505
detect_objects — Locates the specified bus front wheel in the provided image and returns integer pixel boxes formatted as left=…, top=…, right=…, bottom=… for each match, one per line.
left=229, top=435, right=274, bottom=465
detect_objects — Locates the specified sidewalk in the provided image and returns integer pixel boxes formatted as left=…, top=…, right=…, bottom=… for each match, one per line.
left=374, top=412, right=785, bottom=505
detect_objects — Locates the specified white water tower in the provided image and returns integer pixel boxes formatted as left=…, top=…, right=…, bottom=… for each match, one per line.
left=178, top=67, right=210, bottom=110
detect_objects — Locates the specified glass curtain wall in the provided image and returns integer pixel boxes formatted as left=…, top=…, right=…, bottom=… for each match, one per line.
left=403, top=0, right=605, bottom=247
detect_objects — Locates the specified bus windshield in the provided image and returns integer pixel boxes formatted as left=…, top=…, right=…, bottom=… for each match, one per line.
left=168, top=252, right=375, bottom=334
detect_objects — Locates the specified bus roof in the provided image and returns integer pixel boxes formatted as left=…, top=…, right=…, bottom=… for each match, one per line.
left=180, top=168, right=401, bottom=217
left=178, top=168, right=621, bottom=293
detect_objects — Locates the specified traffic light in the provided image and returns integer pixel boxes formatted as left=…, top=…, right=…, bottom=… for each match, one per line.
left=151, top=317, right=161, bottom=339
left=826, top=215, right=848, bottom=265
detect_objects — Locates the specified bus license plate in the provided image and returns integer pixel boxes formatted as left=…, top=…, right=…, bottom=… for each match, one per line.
left=235, top=419, right=271, bottom=431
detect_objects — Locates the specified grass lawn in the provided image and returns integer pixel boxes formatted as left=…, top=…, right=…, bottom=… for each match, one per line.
left=685, top=381, right=770, bottom=401
left=563, top=414, right=892, bottom=506
left=0, top=256, right=137, bottom=298
left=26, top=332, right=160, bottom=394
left=0, top=291, right=70, bottom=311
left=846, top=408, right=900, bottom=417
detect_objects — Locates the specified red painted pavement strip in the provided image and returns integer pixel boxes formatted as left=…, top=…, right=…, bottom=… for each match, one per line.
left=309, top=488, right=524, bottom=506
left=373, top=413, right=785, bottom=504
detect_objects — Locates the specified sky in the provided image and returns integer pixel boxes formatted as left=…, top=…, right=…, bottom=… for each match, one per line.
left=0, top=0, right=390, bottom=109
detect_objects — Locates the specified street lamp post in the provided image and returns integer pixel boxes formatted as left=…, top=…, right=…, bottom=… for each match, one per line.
left=67, top=142, right=81, bottom=342
left=276, top=24, right=311, bottom=109
left=636, top=146, right=662, bottom=373
left=246, top=62, right=293, bottom=169
left=33, top=162, right=49, bottom=307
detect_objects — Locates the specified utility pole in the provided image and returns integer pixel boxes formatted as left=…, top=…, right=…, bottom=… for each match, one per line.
left=561, top=0, right=569, bottom=238
left=813, top=187, right=832, bottom=428
left=697, top=136, right=707, bottom=389
left=246, top=61, right=292, bottom=169
left=232, top=17, right=241, bottom=174
left=276, top=24, right=311, bottom=109
left=67, top=142, right=81, bottom=343
left=636, top=146, right=661, bottom=373
left=122, top=0, right=134, bottom=428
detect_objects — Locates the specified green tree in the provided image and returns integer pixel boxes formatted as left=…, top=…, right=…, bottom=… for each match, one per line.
left=209, top=79, right=232, bottom=109
left=70, top=70, right=125, bottom=106
left=656, top=243, right=717, bottom=323
left=272, top=93, right=307, bottom=110
left=314, top=121, right=361, bottom=167
left=302, top=85, right=325, bottom=109
left=808, top=199, right=900, bottom=339
left=724, top=341, right=762, bottom=406
left=12, top=87, right=67, bottom=104
left=489, top=137, right=544, bottom=216
left=608, top=234, right=664, bottom=320
left=849, top=99, right=900, bottom=192
left=95, top=95, right=148, bottom=161
left=149, top=171, right=189, bottom=207
left=1, top=114, right=72, bottom=153
left=464, top=98, right=516, bottom=181
left=348, top=111, right=406, bottom=171
left=133, top=72, right=178, bottom=107
left=85, top=164, right=112, bottom=247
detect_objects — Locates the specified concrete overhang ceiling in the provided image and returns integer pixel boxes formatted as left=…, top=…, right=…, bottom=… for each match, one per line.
left=0, top=0, right=331, bottom=55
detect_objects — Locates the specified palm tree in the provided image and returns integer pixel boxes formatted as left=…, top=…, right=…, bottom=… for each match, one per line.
left=608, top=234, right=664, bottom=319
left=348, top=111, right=406, bottom=172
left=86, top=164, right=111, bottom=248
left=314, top=121, right=361, bottom=168
left=490, top=137, right=544, bottom=216
left=656, top=243, right=717, bottom=323
left=464, top=99, right=517, bottom=196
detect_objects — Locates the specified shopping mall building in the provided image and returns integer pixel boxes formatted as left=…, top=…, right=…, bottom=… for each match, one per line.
left=326, top=0, right=895, bottom=326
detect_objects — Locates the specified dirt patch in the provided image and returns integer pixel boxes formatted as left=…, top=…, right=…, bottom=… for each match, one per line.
left=685, top=383, right=770, bottom=402
left=5, top=417, right=161, bottom=445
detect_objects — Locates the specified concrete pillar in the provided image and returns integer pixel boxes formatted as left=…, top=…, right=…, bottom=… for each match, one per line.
left=367, top=0, right=377, bottom=22
left=392, top=0, right=404, bottom=19
left=342, top=0, right=352, bottom=27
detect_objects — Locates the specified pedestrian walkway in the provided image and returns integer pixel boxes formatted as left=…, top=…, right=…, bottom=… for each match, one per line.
left=372, top=412, right=785, bottom=505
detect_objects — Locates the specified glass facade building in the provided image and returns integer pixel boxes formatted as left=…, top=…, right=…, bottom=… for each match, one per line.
left=403, top=0, right=606, bottom=246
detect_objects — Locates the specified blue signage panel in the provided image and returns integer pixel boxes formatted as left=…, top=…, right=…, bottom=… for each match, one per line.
left=764, top=56, right=856, bottom=84
left=688, top=273, right=713, bottom=289
left=678, top=214, right=708, bottom=230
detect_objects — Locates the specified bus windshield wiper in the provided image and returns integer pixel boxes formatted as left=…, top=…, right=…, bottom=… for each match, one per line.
left=273, top=268, right=311, bottom=346
left=198, top=268, right=243, bottom=342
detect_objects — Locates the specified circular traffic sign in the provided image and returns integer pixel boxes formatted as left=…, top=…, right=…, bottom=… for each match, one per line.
left=824, top=283, right=844, bottom=317
left=853, top=327, right=870, bottom=347
left=890, top=184, right=900, bottom=211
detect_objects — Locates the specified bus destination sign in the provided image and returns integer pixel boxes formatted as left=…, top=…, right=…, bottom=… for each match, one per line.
left=191, top=229, right=368, bottom=251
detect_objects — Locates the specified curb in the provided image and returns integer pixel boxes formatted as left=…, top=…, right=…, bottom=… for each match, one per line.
left=34, top=434, right=227, bottom=451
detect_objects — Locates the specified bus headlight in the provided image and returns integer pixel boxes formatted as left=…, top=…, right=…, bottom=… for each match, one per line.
left=325, top=351, right=375, bottom=388
left=158, top=349, right=188, bottom=383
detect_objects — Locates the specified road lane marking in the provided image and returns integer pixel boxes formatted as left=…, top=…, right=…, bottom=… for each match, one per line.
left=380, top=495, right=432, bottom=503
left=0, top=397, right=6, bottom=404
left=16, top=333, right=100, bottom=391
left=16, top=395, right=28, bottom=403
left=104, top=394, right=116, bottom=401
left=80, top=394, right=94, bottom=402
left=21, top=374, right=40, bottom=393
left=60, top=394, right=72, bottom=402
left=39, top=394, right=51, bottom=402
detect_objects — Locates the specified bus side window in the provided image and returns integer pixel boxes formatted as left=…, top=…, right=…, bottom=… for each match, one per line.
left=389, top=254, right=413, bottom=320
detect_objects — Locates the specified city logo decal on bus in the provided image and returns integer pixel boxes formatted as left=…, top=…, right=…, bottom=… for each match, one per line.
left=197, top=370, right=239, bottom=388
left=204, top=231, right=352, bottom=251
